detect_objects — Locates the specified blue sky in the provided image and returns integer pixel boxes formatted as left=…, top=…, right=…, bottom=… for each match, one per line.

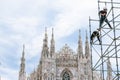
left=1, top=0, right=120, bottom=80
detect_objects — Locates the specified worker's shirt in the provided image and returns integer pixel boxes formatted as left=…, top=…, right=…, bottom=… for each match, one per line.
left=99, top=10, right=107, bottom=17
left=93, top=31, right=99, bottom=36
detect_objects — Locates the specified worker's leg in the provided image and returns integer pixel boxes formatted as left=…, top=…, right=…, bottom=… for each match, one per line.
left=105, top=19, right=112, bottom=29
left=97, top=36, right=101, bottom=45
left=99, top=17, right=104, bottom=30
left=90, top=36, right=94, bottom=44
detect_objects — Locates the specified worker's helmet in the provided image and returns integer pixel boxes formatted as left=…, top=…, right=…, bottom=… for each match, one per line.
left=103, top=7, right=107, bottom=11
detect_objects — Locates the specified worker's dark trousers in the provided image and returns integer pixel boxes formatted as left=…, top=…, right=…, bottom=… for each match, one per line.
left=99, top=16, right=112, bottom=29
left=97, top=36, right=101, bottom=44
left=91, top=36, right=101, bottom=44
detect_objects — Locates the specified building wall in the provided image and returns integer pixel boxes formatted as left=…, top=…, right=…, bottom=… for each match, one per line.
left=28, top=45, right=99, bottom=80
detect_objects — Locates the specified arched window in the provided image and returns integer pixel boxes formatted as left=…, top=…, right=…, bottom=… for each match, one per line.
left=80, top=75, right=84, bottom=80
left=62, top=71, right=70, bottom=80
left=44, top=73, right=47, bottom=80
left=51, top=73, right=54, bottom=80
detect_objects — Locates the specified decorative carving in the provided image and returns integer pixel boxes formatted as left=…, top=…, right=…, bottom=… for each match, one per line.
left=58, top=44, right=75, bottom=55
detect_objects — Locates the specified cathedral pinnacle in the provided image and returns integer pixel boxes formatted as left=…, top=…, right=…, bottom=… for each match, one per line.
left=77, top=29, right=83, bottom=58
left=85, top=30, right=90, bottom=58
left=107, top=58, right=112, bottom=80
left=52, top=28, right=54, bottom=39
left=50, top=28, right=55, bottom=58
left=41, top=27, right=49, bottom=58
left=79, top=29, right=81, bottom=39
left=22, top=44, right=25, bottom=58
left=19, top=44, right=26, bottom=80
left=44, top=27, right=48, bottom=42
left=21, top=44, right=25, bottom=71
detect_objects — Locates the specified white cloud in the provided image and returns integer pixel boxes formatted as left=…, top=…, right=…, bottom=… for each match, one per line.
left=2, top=17, right=39, bottom=35
left=0, top=65, right=18, bottom=80
left=51, top=0, right=97, bottom=40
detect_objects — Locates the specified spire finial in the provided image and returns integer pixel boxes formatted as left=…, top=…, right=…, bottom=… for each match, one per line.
left=79, top=29, right=81, bottom=39
left=45, top=27, right=47, bottom=33
left=52, top=28, right=54, bottom=33
left=52, top=28, right=54, bottom=38
left=45, top=27, right=48, bottom=39
left=23, top=44, right=25, bottom=51
left=86, top=30, right=88, bottom=40
left=22, top=44, right=25, bottom=57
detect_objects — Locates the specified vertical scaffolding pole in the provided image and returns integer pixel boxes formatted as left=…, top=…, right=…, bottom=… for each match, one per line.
left=111, top=0, right=120, bottom=79
left=89, top=16, right=94, bottom=80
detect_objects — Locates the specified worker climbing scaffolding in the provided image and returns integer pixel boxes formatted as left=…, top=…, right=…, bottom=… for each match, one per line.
left=90, top=29, right=101, bottom=45
left=99, top=7, right=112, bottom=30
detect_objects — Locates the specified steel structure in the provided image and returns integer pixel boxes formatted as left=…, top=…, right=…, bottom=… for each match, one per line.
left=89, top=0, right=120, bottom=80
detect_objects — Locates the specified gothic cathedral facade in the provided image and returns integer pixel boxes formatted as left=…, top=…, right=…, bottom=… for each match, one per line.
left=19, top=29, right=112, bottom=80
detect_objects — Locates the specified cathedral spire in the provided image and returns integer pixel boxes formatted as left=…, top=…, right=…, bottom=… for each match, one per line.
left=106, top=58, right=112, bottom=80
left=45, top=27, right=47, bottom=40
left=41, top=27, right=49, bottom=58
left=19, top=44, right=26, bottom=80
left=50, top=28, right=55, bottom=58
left=22, top=45, right=25, bottom=58
left=77, top=29, right=83, bottom=58
left=85, top=30, right=90, bottom=58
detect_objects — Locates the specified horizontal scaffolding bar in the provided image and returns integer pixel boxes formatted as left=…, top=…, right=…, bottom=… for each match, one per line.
left=98, top=1, right=120, bottom=4
left=114, top=7, right=120, bottom=9
left=102, top=28, right=120, bottom=30
left=93, top=69, right=120, bottom=72
left=90, top=19, right=120, bottom=23
left=93, top=44, right=118, bottom=46
left=89, top=19, right=99, bottom=21
left=103, top=56, right=120, bottom=58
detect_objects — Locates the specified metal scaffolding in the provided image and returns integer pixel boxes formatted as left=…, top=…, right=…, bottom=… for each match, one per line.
left=89, top=0, right=120, bottom=80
